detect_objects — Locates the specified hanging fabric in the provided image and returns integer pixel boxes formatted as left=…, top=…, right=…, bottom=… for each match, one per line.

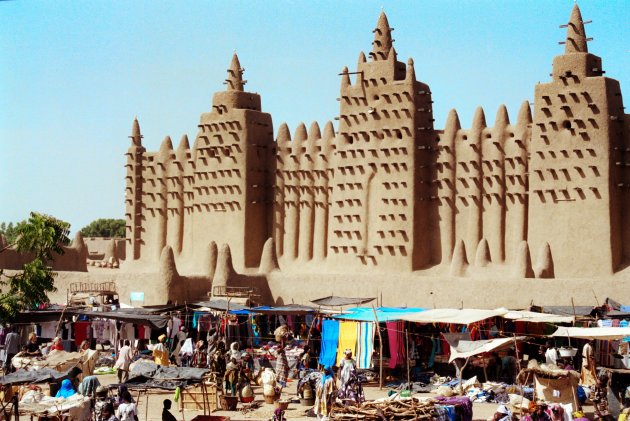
left=386, top=321, right=405, bottom=369
left=318, top=319, right=340, bottom=367
left=336, top=321, right=359, bottom=365
left=356, top=322, right=375, bottom=369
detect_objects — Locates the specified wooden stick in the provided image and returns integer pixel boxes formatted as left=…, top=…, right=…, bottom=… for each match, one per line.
left=371, top=305, right=384, bottom=390
left=405, top=328, right=410, bottom=387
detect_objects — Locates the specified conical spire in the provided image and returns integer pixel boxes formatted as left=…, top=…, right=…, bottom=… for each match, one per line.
left=371, top=11, right=393, bottom=61
left=495, top=104, right=510, bottom=127
left=226, top=53, right=246, bottom=91
left=277, top=122, right=292, bottom=144
left=294, top=123, right=308, bottom=142
left=322, top=121, right=335, bottom=140
left=177, top=134, right=190, bottom=151
left=405, top=58, right=415, bottom=83
left=565, top=4, right=588, bottom=54
left=308, top=122, right=321, bottom=140
left=129, top=117, right=143, bottom=146
left=516, top=101, right=532, bottom=127
left=471, top=107, right=487, bottom=131
left=341, top=66, right=351, bottom=89
left=444, top=109, right=461, bottom=134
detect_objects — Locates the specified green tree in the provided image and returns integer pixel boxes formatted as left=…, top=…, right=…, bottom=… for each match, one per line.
left=0, top=212, right=70, bottom=321
left=0, top=221, right=26, bottom=245
left=80, top=218, right=126, bottom=238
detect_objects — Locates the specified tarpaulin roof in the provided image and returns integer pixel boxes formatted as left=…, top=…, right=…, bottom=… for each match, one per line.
left=75, top=310, right=169, bottom=329
left=189, top=299, right=248, bottom=312
left=249, top=305, right=317, bottom=315
left=503, top=310, right=574, bottom=324
left=399, top=308, right=508, bottom=325
left=333, top=307, right=426, bottom=322
left=0, top=367, right=73, bottom=386
left=443, top=334, right=524, bottom=363
left=551, top=326, right=630, bottom=340
left=310, top=296, right=376, bottom=307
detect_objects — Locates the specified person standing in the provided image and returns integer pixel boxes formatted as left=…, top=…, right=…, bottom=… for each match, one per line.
left=153, top=335, right=170, bottom=366
left=273, top=347, right=289, bottom=390
left=314, top=366, right=336, bottom=421
left=162, top=399, right=177, bottom=421
left=580, top=339, right=597, bottom=386
left=338, top=349, right=357, bottom=396
left=544, top=340, right=559, bottom=366
left=116, top=390, right=138, bottom=421
left=114, top=340, right=133, bottom=383
left=4, top=326, right=20, bottom=373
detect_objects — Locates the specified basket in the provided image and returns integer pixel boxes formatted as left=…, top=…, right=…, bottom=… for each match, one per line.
left=300, top=398, right=315, bottom=406
left=220, top=395, right=239, bottom=411
left=275, top=400, right=290, bottom=411
left=559, top=347, right=578, bottom=357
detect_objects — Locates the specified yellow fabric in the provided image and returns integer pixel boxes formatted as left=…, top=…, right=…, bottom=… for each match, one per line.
left=153, top=343, right=170, bottom=366
left=336, top=321, right=358, bottom=366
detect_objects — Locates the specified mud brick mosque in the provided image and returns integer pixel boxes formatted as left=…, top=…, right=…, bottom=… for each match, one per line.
left=6, top=5, right=624, bottom=307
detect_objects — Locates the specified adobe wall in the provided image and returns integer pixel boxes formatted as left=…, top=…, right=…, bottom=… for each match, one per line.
left=118, top=5, right=629, bottom=306
left=0, top=232, right=88, bottom=272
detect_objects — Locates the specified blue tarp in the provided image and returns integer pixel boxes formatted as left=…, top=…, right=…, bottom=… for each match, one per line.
left=333, top=307, right=426, bottom=322
left=318, top=319, right=340, bottom=367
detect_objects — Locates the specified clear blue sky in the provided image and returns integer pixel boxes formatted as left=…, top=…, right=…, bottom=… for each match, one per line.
left=1, top=1, right=628, bottom=233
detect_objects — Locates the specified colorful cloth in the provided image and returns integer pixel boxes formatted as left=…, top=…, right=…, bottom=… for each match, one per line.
left=318, top=319, right=339, bottom=367
left=336, top=321, right=358, bottom=365
left=275, top=350, right=289, bottom=386
left=386, top=321, right=405, bottom=369
left=356, top=322, right=375, bottom=369
left=153, top=343, right=170, bottom=366
left=56, top=379, right=76, bottom=398
left=314, top=367, right=336, bottom=418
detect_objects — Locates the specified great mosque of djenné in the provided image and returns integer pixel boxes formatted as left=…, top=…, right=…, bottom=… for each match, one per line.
left=5, top=5, right=626, bottom=308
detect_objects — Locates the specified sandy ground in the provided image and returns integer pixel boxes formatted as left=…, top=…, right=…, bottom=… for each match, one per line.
left=98, top=373, right=537, bottom=421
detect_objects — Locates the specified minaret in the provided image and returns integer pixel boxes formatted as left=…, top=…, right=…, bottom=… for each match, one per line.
left=125, top=117, right=145, bottom=260
left=528, top=4, right=626, bottom=277
left=370, top=11, right=393, bottom=61
left=564, top=4, right=587, bottom=54
left=225, top=53, right=245, bottom=92
left=191, top=53, right=273, bottom=271
left=329, top=10, right=434, bottom=272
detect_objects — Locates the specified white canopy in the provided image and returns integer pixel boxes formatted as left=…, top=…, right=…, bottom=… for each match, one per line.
left=399, top=308, right=508, bottom=325
left=444, top=335, right=523, bottom=363
left=552, top=326, right=630, bottom=340
left=503, top=310, right=574, bottom=324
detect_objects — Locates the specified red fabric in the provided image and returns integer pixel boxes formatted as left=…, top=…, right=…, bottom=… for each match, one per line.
left=73, top=321, right=90, bottom=347
left=386, top=321, right=405, bottom=369
left=52, top=343, right=64, bottom=351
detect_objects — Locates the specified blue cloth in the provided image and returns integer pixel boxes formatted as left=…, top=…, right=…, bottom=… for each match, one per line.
left=56, top=379, right=76, bottom=399
left=318, top=319, right=340, bottom=367
left=333, top=307, right=426, bottom=322
left=321, top=366, right=334, bottom=385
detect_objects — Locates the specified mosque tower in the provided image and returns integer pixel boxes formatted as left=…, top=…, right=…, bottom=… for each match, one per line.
left=125, top=118, right=145, bottom=261
left=328, top=12, right=436, bottom=272
left=528, top=4, right=627, bottom=277
left=190, top=53, right=275, bottom=271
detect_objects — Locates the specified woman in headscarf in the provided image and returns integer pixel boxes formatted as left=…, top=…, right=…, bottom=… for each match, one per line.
left=51, top=337, right=64, bottom=352
left=314, top=366, right=336, bottom=421
left=55, top=379, right=76, bottom=399
left=152, top=334, right=170, bottom=366
left=273, top=347, right=289, bottom=390
left=338, top=349, right=356, bottom=393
